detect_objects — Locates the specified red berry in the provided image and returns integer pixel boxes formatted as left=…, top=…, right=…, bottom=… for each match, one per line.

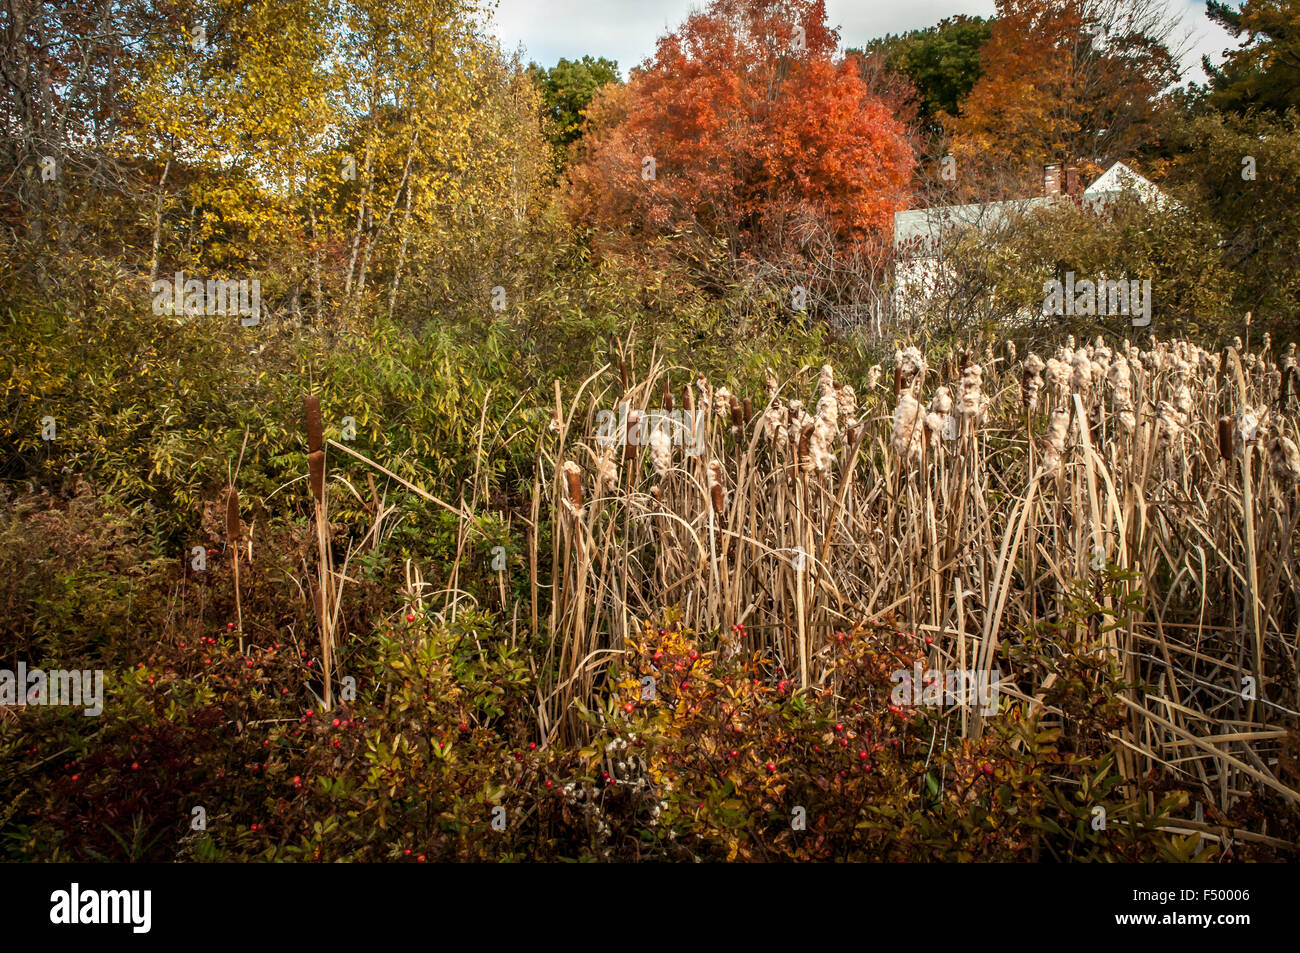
left=834, top=723, right=843, bottom=732
left=332, top=718, right=340, bottom=728
left=981, top=763, right=994, bottom=776
left=766, top=762, right=776, bottom=772
left=228, top=622, right=235, bottom=630
left=729, top=749, right=738, bottom=758
left=406, top=613, right=415, bottom=622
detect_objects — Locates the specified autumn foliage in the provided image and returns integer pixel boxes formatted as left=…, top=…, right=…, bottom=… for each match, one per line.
left=946, top=0, right=1179, bottom=195
left=566, top=0, right=913, bottom=267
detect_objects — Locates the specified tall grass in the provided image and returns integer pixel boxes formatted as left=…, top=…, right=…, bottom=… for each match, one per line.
left=537, top=333, right=1300, bottom=828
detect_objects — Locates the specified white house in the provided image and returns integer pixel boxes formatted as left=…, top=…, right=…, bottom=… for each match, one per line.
left=893, top=162, right=1170, bottom=309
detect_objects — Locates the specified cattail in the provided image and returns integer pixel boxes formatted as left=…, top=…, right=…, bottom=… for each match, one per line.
left=713, top=386, right=732, bottom=421
left=818, top=364, right=835, bottom=399
left=1023, top=354, right=1045, bottom=411
left=806, top=395, right=838, bottom=476
left=1108, top=360, right=1135, bottom=434
left=226, top=485, right=241, bottom=540
left=1046, top=358, right=1070, bottom=405
left=1218, top=416, right=1234, bottom=461
left=926, top=385, right=954, bottom=441
left=796, top=420, right=814, bottom=470
left=697, top=375, right=713, bottom=418
left=959, top=363, right=984, bottom=420
left=1236, top=407, right=1263, bottom=456
left=896, top=346, right=925, bottom=381
left=663, top=378, right=674, bottom=413
left=649, top=424, right=672, bottom=478
left=891, top=390, right=924, bottom=465
left=1042, top=408, right=1070, bottom=472
left=729, top=395, right=743, bottom=437
left=834, top=383, right=857, bottom=424
left=1269, top=435, right=1300, bottom=483
left=707, top=460, right=726, bottom=513
left=762, top=402, right=787, bottom=446
left=1071, top=348, right=1092, bottom=401
left=305, top=395, right=323, bottom=453
left=623, top=409, right=643, bottom=462
left=308, top=452, right=325, bottom=505
left=788, top=399, right=812, bottom=434
left=742, top=397, right=752, bottom=424
left=562, top=461, right=583, bottom=511
left=595, top=451, right=619, bottom=498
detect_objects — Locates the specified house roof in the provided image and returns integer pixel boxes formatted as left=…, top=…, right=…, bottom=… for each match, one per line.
left=894, top=162, right=1171, bottom=257
left=1083, top=161, right=1162, bottom=202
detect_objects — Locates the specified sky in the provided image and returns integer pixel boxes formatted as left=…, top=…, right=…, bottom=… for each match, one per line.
left=486, top=0, right=1237, bottom=84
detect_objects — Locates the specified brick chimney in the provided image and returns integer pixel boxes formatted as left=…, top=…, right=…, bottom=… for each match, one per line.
left=1043, top=163, right=1062, bottom=197
left=1064, top=163, right=1080, bottom=197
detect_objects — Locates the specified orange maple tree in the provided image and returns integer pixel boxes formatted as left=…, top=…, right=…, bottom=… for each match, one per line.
left=566, top=0, right=913, bottom=267
left=946, top=0, right=1179, bottom=195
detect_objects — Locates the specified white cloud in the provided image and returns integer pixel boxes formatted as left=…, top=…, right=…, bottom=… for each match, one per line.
left=488, top=0, right=1238, bottom=83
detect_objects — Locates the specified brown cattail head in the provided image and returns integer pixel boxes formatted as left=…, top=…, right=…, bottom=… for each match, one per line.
left=742, top=397, right=752, bottom=423
left=308, top=451, right=326, bottom=506
left=305, top=395, right=323, bottom=453
left=225, top=485, right=241, bottom=540
left=707, top=460, right=726, bottom=514
left=1218, top=416, right=1234, bottom=462
left=683, top=384, right=694, bottom=416
left=797, top=420, right=814, bottom=469
left=562, top=461, right=583, bottom=510
left=729, top=395, right=742, bottom=432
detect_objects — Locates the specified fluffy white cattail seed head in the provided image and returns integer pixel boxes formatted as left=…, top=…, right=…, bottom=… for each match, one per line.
left=891, top=391, right=924, bottom=465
